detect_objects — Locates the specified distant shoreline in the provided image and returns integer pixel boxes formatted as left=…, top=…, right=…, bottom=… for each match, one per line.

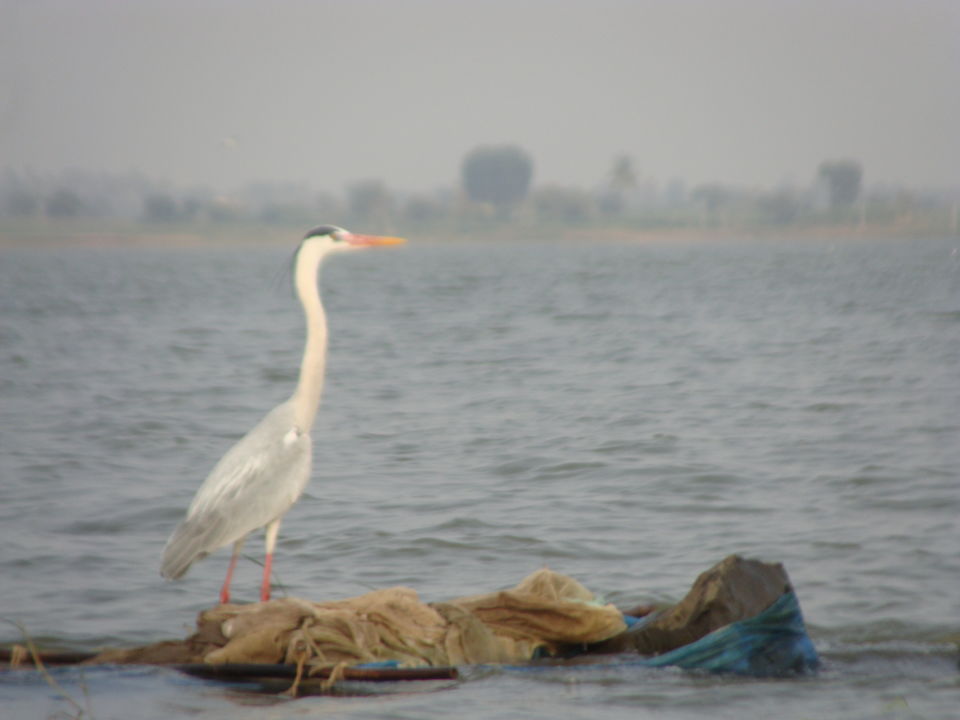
left=0, top=221, right=953, bottom=249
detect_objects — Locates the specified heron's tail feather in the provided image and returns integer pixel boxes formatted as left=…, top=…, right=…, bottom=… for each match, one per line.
left=160, top=513, right=229, bottom=580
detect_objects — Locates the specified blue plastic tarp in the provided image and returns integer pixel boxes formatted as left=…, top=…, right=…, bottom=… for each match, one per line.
left=634, top=590, right=820, bottom=676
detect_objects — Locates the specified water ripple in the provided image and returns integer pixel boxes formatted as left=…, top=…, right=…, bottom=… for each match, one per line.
left=1, top=239, right=959, bottom=716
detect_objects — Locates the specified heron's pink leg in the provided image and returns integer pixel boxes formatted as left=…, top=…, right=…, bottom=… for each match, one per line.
left=219, top=538, right=245, bottom=605
left=261, top=519, right=281, bottom=602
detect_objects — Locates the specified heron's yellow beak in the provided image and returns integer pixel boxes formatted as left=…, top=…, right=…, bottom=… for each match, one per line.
left=347, top=234, right=406, bottom=247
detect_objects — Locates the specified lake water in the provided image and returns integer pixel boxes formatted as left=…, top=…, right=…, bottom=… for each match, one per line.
left=1, top=234, right=958, bottom=718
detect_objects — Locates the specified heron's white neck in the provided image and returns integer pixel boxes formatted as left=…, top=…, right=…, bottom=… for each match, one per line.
left=290, top=243, right=329, bottom=432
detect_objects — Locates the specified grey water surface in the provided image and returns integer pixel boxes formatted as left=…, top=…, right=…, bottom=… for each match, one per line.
left=1, top=235, right=958, bottom=719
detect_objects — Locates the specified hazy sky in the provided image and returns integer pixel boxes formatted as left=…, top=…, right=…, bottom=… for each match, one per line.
left=2, top=0, right=958, bottom=194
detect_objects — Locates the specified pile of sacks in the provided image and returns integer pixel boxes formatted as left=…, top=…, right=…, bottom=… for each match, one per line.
left=87, top=555, right=796, bottom=675
left=89, top=568, right=627, bottom=669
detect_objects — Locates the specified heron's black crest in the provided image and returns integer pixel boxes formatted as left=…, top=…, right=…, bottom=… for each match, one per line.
left=303, top=225, right=341, bottom=240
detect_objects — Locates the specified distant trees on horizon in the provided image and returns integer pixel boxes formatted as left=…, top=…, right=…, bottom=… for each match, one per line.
left=1, top=150, right=955, bottom=235
left=461, top=145, right=534, bottom=219
left=818, top=160, right=863, bottom=208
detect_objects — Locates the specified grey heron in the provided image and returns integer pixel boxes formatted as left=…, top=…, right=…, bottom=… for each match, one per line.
left=160, top=225, right=405, bottom=603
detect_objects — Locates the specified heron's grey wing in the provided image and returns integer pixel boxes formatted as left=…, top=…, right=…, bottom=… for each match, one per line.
left=160, top=402, right=312, bottom=579
left=159, top=505, right=234, bottom=580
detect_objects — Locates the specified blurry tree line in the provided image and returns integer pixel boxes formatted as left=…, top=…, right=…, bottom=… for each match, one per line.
left=2, top=148, right=956, bottom=235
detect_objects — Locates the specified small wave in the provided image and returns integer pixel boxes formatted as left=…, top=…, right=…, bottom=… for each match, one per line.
left=687, top=473, right=743, bottom=486
left=536, top=461, right=607, bottom=478
left=60, top=519, right=134, bottom=535
left=813, top=619, right=959, bottom=647
left=260, top=367, right=297, bottom=383
left=592, top=435, right=678, bottom=455
left=804, top=402, right=856, bottom=412
left=427, top=517, right=501, bottom=532
left=926, top=310, right=960, bottom=323
left=810, top=540, right=863, bottom=551
left=488, top=457, right=549, bottom=477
